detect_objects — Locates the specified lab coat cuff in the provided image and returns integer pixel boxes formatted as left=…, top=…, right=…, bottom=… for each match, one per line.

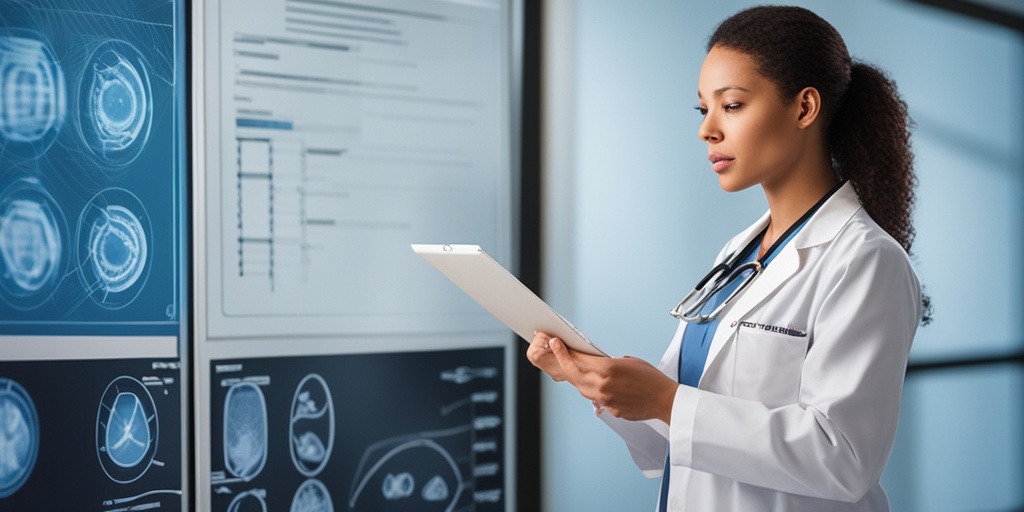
left=598, top=409, right=672, bottom=473
left=669, top=385, right=699, bottom=467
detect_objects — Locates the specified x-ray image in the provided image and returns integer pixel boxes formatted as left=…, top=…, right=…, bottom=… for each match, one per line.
left=290, top=374, right=335, bottom=478
left=96, top=375, right=159, bottom=484
left=78, top=39, right=152, bottom=167
left=292, top=479, right=333, bottom=512
left=76, top=188, right=152, bottom=310
left=0, top=358, right=181, bottom=510
left=0, top=0, right=184, bottom=334
left=223, top=382, right=268, bottom=482
left=225, top=488, right=268, bottom=512
left=210, top=347, right=505, bottom=511
left=0, top=177, right=66, bottom=311
left=0, top=377, right=39, bottom=499
left=0, top=32, right=65, bottom=159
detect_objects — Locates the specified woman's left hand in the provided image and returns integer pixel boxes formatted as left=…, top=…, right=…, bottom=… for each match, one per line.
left=548, top=337, right=678, bottom=424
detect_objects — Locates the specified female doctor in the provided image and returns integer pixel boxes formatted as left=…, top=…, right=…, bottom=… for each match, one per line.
left=528, top=6, right=927, bottom=511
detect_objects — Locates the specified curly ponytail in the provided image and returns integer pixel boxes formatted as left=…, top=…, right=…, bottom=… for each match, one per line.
left=829, top=63, right=916, bottom=255
left=708, top=5, right=931, bottom=323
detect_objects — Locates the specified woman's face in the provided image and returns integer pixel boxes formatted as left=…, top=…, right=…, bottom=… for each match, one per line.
left=697, top=46, right=806, bottom=192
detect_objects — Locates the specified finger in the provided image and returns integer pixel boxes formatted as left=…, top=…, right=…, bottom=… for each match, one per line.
left=531, top=331, right=554, bottom=349
left=549, top=338, right=582, bottom=379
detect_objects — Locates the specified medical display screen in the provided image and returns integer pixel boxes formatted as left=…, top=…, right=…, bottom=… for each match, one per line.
left=208, top=347, right=506, bottom=512
left=0, top=0, right=186, bottom=336
left=0, top=0, right=188, bottom=508
left=206, top=0, right=513, bottom=338
left=197, top=0, right=518, bottom=509
left=0, top=358, right=182, bottom=510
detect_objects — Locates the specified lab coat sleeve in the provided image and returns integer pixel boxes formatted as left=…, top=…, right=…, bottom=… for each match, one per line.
left=671, top=237, right=920, bottom=501
left=599, top=414, right=672, bottom=477
left=598, top=319, right=689, bottom=477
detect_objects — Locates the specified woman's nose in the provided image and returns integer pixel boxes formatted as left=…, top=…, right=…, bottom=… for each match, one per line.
left=698, top=114, right=720, bottom=142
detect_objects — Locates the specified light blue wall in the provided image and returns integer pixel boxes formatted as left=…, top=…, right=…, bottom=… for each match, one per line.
left=540, top=1, right=1024, bottom=510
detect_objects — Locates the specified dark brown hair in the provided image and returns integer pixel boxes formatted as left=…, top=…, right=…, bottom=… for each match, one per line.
left=708, top=5, right=930, bottom=323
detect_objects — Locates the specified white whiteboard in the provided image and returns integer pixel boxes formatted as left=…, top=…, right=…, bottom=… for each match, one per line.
left=193, top=0, right=521, bottom=510
left=201, top=0, right=515, bottom=339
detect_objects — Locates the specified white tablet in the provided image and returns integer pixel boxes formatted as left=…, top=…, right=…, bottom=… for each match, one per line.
left=412, top=244, right=608, bottom=357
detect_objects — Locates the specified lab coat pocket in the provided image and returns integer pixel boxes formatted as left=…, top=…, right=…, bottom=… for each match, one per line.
left=732, top=326, right=809, bottom=408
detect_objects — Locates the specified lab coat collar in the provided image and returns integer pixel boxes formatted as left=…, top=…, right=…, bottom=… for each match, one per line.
left=700, top=181, right=862, bottom=377
left=723, top=181, right=861, bottom=258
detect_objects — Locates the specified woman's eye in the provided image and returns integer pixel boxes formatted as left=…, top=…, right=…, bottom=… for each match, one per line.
left=695, top=106, right=708, bottom=116
left=724, top=103, right=742, bottom=112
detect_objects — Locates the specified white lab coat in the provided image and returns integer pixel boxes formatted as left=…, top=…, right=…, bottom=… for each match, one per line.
left=600, top=182, right=921, bottom=511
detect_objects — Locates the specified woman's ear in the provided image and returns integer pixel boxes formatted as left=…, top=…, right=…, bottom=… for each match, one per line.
left=796, top=87, right=822, bottom=129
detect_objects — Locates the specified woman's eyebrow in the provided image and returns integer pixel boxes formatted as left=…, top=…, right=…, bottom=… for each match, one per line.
left=697, top=85, right=752, bottom=99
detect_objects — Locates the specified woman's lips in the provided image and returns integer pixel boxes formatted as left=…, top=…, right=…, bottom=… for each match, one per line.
left=709, top=153, right=734, bottom=173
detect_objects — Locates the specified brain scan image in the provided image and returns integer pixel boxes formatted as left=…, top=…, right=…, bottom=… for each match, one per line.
left=76, top=188, right=151, bottom=309
left=348, top=437, right=466, bottom=512
left=227, top=489, right=267, bottom=512
left=0, top=378, right=39, bottom=498
left=223, top=382, right=267, bottom=481
left=290, top=479, right=333, bottom=512
left=105, top=391, right=151, bottom=468
left=0, top=178, right=65, bottom=310
left=96, top=376, right=158, bottom=483
left=382, top=472, right=415, bottom=500
left=290, top=374, right=334, bottom=477
left=421, top=475, right=449, bottom=502
left=0, top=33, right=66, bottom=158
left=77, top=39, right=152, bottom=166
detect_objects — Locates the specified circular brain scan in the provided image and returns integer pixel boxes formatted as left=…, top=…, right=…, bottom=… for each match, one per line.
left=292, top=479, right=334, bottom=512
left=77, top=39, right=152, bottom=166
left=76, top=188, right=151, bottom=309
left=227, top=489, right=268, bottom=512
left=96, top=376, right=158, bottom=483
left=223, top=382, right=268, bottom=481
left=0, top=178, right=66, bottom=310
left=290, top=374, right=335, bottom=478
left=0, top=33, right=66, bottom=158
left=0, top=378, right=39, bottom=498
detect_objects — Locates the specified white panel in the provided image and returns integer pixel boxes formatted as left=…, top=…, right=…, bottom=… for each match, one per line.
left=193, top=1, right=520, bottom=511
left=204, top=0, right=514, bottom=339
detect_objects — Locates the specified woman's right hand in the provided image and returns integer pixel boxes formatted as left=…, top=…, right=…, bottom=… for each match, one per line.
left=526, top=331, right=569, bottom=381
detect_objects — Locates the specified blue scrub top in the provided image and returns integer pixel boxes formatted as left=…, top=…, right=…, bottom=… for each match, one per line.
left=677, top=239, right=759, bottom=386
left=678, top=215, right=811, bottom=386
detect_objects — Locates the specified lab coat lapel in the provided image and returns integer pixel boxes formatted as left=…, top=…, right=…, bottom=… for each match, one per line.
left=700, top=244, right=801, bottom=375
left=698, top=182, right=862, bottom=378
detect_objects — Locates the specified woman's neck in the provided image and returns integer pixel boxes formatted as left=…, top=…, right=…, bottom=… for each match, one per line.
left=760, top=164, right=836, bottom=256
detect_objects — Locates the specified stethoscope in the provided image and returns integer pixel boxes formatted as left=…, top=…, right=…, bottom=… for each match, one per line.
left=670, top=180, right=846, bottom=324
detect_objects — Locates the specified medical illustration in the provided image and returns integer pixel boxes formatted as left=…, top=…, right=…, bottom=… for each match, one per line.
left=289, top=373, right=334, bottom=478
left=78, top=39, right=152, bottom=166
left=421, top=475, right=449, bottom=502
left=439, top=366, right=497, bottom=385
left=0, top=178, right=64, bottom=310
left=346, top=355, right=505, bottom=511
left=0, top=378, right=38, bottom=498
left=96, top=375, right=158, bottom=483
left=382, top=472, right=415, bottom=500
left=105, top=391, right=151, bottom=467
left=290, top=478, right=333, bottom=512
left=77, top=188, right=150, bottom=309
left=226, top=488, right=267, bottom=512
left=348, top=435, right=467, bottom=511
left=0, top=33, right=65, bottom=157
left=223, top=382, right=267, bottom=481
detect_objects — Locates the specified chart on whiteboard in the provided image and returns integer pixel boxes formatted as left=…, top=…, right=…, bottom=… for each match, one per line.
left=215, top=0, right=509, bottom=325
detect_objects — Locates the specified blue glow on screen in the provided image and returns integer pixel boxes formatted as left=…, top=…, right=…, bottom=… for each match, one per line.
left=0, top=0, right=184, bottom=335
